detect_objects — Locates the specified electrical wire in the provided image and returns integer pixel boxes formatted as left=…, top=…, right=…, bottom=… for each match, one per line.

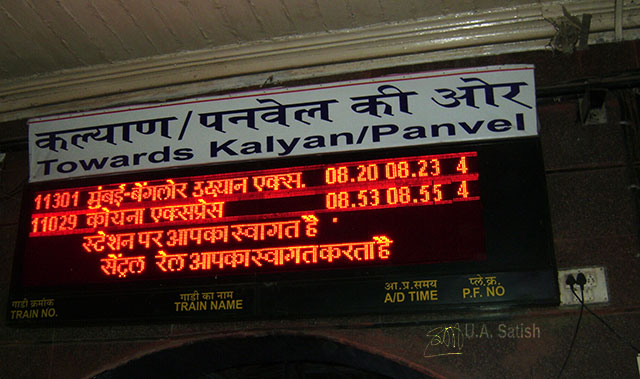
left=558, top=279, right=640, bottom=378
left=0, top=176, right=27, bottom=204
left=617, top=90, right=640, bottom=253
left=579, top=298, right=640, bottom=354
left=556, top=285, right=584, bottom=378
left=2, top=176, right=27, bottom=195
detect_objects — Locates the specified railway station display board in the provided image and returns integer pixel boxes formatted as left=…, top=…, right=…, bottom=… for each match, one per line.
left=8, top=65, right=557, bottom=325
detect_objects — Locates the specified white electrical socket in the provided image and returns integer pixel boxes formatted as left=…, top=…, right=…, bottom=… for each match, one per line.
left=557, top=266, right=609, bottom=306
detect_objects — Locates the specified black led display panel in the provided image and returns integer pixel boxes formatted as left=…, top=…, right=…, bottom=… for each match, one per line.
left=7, top=137, right=557, bottom=325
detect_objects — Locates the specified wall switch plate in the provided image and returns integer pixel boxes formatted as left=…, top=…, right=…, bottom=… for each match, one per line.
left=558, top=266, right=609, bottom=305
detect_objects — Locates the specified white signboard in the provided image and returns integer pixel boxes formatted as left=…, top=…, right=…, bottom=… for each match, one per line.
left=28, top=65, right=538, bottom=182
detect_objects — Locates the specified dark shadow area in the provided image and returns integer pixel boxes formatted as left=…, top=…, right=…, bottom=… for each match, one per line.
left=95, top=334, right=433, bottom=379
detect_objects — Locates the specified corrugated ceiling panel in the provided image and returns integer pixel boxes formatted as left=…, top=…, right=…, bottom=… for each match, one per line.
left=62, top=2, right=131, bottom=64
left=1, top=2, right=77, bottom=72
left=0, top=0, right=617, bottom=86
left=146, top=1, right=210, bottom=51
left=220, top=0, right=269, bottom=41
left=315, top=0, right=354, bottom=30
left=282, top=0, right=327, bottom=34
left=245, top=0, right=297, bottom=37
left=90, top=1, right=159, bottom=58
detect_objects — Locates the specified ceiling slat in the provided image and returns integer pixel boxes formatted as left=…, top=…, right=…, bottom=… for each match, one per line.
left=378, top=0, right=417, bottom=22
left=344, top=0, right=385, bottom=26
left=57, top=1, right=114, bottom=64
left=119, top=0, right=178, bottom=54
left=247, top=0, right=297, bottom=37
left=69, top=2, right=133, bottom=63
left=146, top=0, right=210, bottom=51
left=1, top=1, right=77, bottom=71
left=169, top=0, right=237, bottom=46
left=0, top=39, right=26, bottom=76
left=315, top=0, right=354, bottom=30
left=220, top=0, right=268, bottom=41
left=282, top=0, right=327, bottom=34
left=32, top=0, right=109, bottom=65
left=24, top=0, right=89, bottom=65
left=90, top=1, right=159, bottom=59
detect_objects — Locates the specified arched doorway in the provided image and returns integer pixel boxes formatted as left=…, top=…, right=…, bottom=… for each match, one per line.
left=95, top=334, right=433, bottom=378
